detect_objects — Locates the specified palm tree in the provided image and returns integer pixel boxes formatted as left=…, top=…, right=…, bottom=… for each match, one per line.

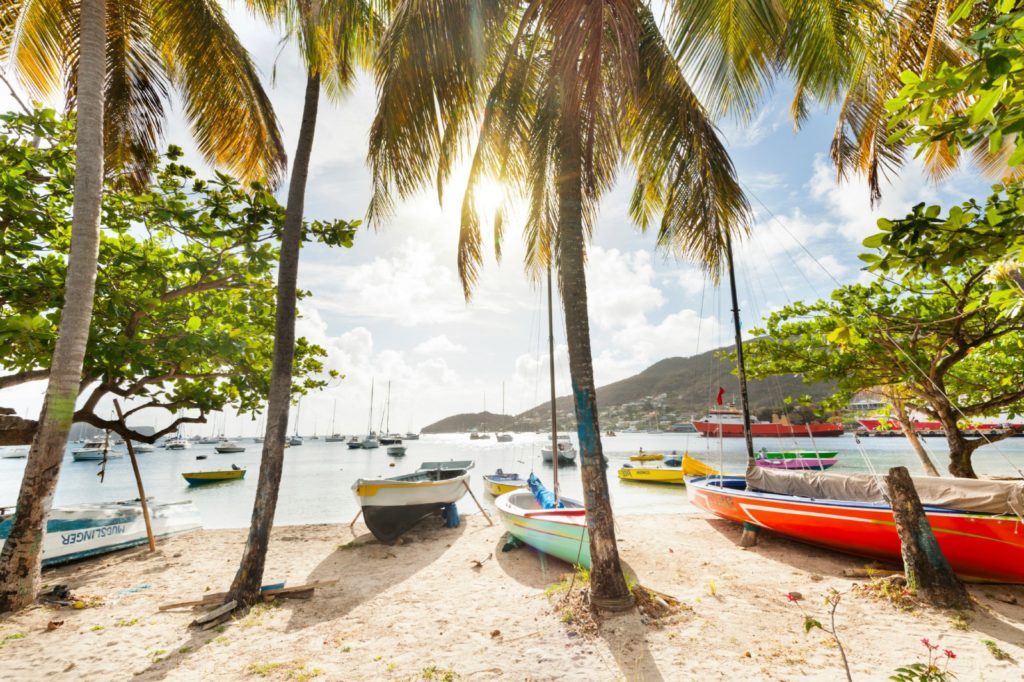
left=228, top=0, right=379, bottom=607
left=0, top=0, right=286, bottom=612
left=829, top=0, right=1002, bottom=202
left=366, top=0, right=843, bottom=608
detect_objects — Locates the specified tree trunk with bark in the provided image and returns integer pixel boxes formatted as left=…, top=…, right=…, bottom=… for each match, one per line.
left=228, top=72, right=320, bottom=607
left=885, top=466, right=971, bottom=610
left=0, top=0, right=106, bottom=613
left=556, top=128, right=632, bottom=612
left=890, top=395, right=940, bottom=477
left=933, top=400, right=980, bottom=478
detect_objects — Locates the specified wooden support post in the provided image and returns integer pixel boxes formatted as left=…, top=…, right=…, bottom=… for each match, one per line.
left=114, top=400, right=155, bottom=552
left=463, top=481, right=493, bottom=526
left=885, top=466, right=971, bottom=610
left=739, top=522, right=759, bottom=548
left=348, top=509, right=362, bottom=529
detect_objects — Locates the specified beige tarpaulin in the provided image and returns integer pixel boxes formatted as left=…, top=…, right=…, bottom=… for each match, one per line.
left=746, top=463, right=1024, bottom=517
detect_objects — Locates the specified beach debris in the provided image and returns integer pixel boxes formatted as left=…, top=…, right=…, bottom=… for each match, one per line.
left=490, top=629, right=501, bottom=638
left=160, top=580, right=337, bottom=611
left=501, top=535, right=525, bottom=553
left=993, top=593, right=1019, bottom=606
left=192, top=600, right=237, bottom=628
left=470, top=553, right=493, bottom=569
left=46, top=620, right=64, bottom=631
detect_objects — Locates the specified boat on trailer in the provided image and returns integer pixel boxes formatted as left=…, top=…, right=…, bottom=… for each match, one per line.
left=0, top=499, right=201, bottom=566
left=495, top=475, right=590, bottom=568
left=352, top=460, right=473, bottom=543
left=687, top=465, right=1024, bottom=583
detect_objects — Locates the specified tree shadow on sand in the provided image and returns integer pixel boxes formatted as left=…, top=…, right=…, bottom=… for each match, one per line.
left=492, top=534, right=579, bottom=589
left=599, top=610, right=665, bottom=682
left=283, top=518, right=466, bottom=632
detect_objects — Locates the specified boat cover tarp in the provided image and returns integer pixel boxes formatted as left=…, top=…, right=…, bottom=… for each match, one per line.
left=527, top=473, right=564, bottom=509
left=746, top=462, right=1024, bottom=516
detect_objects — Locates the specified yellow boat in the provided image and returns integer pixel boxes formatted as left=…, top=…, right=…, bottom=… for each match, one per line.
left=182, top=468, right=246, bottom=485
left=483, top=470, right=527, bottom=496
left=616, top=454, right=719, bottom=485
left=629, top=452, right=664, bottom=462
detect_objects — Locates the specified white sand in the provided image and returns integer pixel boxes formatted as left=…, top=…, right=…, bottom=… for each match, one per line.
left=1, top=512, right=1023, bottom=680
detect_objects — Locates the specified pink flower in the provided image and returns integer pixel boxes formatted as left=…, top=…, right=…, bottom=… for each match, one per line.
left=944, top=649, right=957, bottom=659
left=786, top=592, right=801, bottom=602
left=921, top=638, right=938, bottom=650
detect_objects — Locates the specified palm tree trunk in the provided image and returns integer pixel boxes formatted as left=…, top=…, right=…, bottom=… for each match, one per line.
left=556, top=129, right=632, bottom=611
left=229, top=71, right=320, bottom=606
left=0, top=0, right=106, bottom=613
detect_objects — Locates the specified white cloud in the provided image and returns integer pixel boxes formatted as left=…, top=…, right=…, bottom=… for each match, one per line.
left=722, top=106, right=782, bottom=149
left=413, top=335, right=466, bottom=355
left=585, top=247, right=665, bottom=330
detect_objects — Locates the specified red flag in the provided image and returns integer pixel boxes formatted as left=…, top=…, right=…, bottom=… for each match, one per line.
left=716, top=387, right=725, bottom=406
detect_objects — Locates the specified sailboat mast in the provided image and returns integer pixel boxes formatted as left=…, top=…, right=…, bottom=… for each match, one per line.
left=368, top=378, right=375, bottom=434
left=725, top=232, right=755, bottom=461
left=547, top=264, right=559, bottom=498
left=331, top=399, right=337, bottom=435
left=385, top=381, right=391, bottom=434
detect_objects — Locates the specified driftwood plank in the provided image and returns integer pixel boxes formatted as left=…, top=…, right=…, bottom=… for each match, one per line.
left=160, top=579, right=338, bottom=611
left=192, top=600, right=237, bottom=626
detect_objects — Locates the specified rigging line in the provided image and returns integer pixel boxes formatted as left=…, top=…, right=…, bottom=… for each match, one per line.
left=739, top=180, right=843, bottom=291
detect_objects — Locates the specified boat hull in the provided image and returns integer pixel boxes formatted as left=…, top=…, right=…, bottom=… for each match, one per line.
left=495, top=491, right=590, bottom=568
left=541, top=447, right=577, bottom=464
left=0, top=500, right=201, bottom=566
left=693, top=421, right=844, bottom=438
left=72, top=449, right=123, bottom=461
left=214, top=446, right=245, bottom=454
left=483, top=475, right=527, bottom=496
left=182, top=470, right=246, bottom=485
left=352, top=468, right=471, bottom=543
left=617, top=467, right=684, bottom=485
left=687, top=476, right=1024, bottom=583
left=755, top=452, right=838, bottom=471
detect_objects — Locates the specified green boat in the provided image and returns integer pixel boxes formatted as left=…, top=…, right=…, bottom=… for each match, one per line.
left=755, top=450, right=838, bottom=470
left=495, top=479, right=590, bottom=568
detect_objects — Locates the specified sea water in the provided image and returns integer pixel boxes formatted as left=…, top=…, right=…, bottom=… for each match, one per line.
left=2, top=432, right=1023, bottom=529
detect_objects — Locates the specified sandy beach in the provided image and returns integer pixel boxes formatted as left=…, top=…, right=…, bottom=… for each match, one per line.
left=1, top=510, right=1023, bottom=681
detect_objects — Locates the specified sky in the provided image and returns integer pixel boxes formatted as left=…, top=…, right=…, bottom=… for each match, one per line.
left=0, top=8, right=992, bottom=437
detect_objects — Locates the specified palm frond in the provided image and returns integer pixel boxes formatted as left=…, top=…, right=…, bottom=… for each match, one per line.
left=151, top=0, right=286, bottom=186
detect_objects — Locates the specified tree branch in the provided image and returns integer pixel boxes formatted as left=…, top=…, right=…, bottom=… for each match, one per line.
left=0, top=368, right=50, bottom=389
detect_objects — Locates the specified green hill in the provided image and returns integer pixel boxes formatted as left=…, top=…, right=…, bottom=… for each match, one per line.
left=422, top=345, right=834, bottom=433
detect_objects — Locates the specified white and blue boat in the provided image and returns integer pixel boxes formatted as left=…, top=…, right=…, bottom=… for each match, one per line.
left=0, top=499, right=202, bottom=566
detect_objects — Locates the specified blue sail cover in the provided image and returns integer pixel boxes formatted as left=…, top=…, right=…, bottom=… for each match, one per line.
left=527, top=473, right=564, bottom=509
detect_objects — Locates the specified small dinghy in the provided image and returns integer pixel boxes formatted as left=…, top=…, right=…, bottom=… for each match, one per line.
left=495, top=474, right=589, bottom=568
left=754, top=449, right=838, bottom=471
left=482, top=469, right=527, bottom=496
left=182, top=465, right=246, bottom=485
left=629, top=452, right=664, bottom=462
left=352, top=460, right=473, bottom=543
left=214, top=440, right=246, bottom=454
left=0, top=499, right=201, bottom=566
left=618, top=453, right=716, bottom=485
left=386, top=444, right=407, bottom=457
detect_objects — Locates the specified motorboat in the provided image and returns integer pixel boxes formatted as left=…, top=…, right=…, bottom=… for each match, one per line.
left=214, top=441, right=246, bottom=454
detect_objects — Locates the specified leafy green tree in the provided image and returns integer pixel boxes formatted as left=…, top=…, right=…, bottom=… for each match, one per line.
left=227, top=0, right=372, bottom=608
left=0, top=109, right=353, bottom=610
left=0, top=0, right=288, bottom=613
left=746, top=246, right=1024, bottom=478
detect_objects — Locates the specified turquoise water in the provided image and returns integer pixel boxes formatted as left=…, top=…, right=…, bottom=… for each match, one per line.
left=2, top=432, right=1023, bottom=529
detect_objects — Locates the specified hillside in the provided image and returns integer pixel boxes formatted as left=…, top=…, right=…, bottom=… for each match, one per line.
left=422, top=345, right=834, bottom=433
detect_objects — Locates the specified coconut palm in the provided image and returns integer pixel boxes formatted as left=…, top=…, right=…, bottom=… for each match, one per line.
left=829, top=0, right=1004, bottom=202
left=228, top=0, right=380, bottom=607
left=366, top=0, right=861, bottom=607
left=0, top=0, right=286, bottom=612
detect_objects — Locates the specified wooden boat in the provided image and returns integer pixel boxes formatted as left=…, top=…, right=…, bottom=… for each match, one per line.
left=687, top=470, right=1024, bottom=583
left=617, top=453, right=718, bottom=485
left=629, top=452, right=664, bottom=462
left=755, top=450, right=838, bottom=470
left=0, top=499, right=201, bottom=566
left=214, top=441, right=246, bottom=454
left=495, top=480, right=590, bottom=568
left=482, top=470, right=527, bottom=496
left=352, top=460, right=473, bottom=543
left=182, top=467, right=246, bottom=485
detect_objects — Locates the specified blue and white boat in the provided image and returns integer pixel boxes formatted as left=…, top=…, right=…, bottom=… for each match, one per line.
left=0, top=499, right=202, bottom=566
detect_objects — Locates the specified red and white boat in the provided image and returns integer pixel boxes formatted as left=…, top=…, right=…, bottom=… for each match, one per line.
left=687, top=469, right=1024, bottom=583
left=693, top=408, right=844, bottom=438
left=857, top=415, right=1021, bottom=434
